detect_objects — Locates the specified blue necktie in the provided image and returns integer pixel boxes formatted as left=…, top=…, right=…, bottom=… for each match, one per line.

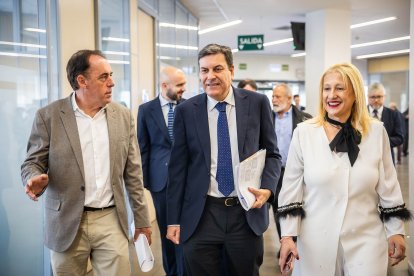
left=167, top=103, right=174, bottom=142
left=215, top=102, right=234, bottom=196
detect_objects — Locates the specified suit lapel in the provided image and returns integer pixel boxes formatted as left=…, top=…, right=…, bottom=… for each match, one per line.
left=59, top=94, right=85, bottom=180
left=292, top=105, right=299, bottom=131
left=381, top=107, right=389, bottom=124
left=106, top=103, right=117, bottom=180
left=193, top=94, right=211, bottom=170
left=150, top=98, right=170, bottom=143
left=234, top=88, right=249, bottom=157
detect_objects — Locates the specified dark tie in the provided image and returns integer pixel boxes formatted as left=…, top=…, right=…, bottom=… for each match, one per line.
left=215, top=102, right=234, bottom=196
left=373, top=109, right=379, bottom=119
left=167, top=103, right=174, bottom=142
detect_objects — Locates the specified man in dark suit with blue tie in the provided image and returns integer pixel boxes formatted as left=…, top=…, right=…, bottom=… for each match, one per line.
left=166, top=44, right=281, bottom=276
left=137, top=66, right=186, bottom=276
left=367, top=82, right=404, bottom=164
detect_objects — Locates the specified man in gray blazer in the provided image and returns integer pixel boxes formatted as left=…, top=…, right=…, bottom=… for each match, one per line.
left=21, top=49, right=151, bottom=276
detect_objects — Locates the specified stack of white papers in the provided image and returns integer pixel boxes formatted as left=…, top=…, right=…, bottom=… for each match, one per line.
left=235, top=149, right=266, bottom=211
left=135, top=233, right=154, bottom=272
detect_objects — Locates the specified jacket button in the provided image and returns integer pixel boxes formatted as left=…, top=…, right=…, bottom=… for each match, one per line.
left=80, top=186, right=85, bottom=191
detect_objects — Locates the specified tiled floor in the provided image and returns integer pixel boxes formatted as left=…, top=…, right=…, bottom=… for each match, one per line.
left=141, top=155, right=410, bottom=275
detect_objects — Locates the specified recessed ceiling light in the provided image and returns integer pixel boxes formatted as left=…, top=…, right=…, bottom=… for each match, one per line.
left=199, top=20, right=242, bottom=35
left=159, top=22, right=198, bottom=31
left=356, top=49, right=409, bottom=59
left=351, top=36, right=410, bottom=48
left=350, top=16, right=397, bottom=29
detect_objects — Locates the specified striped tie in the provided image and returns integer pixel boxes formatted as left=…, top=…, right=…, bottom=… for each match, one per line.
left=167, top=103, right=174, bottom=142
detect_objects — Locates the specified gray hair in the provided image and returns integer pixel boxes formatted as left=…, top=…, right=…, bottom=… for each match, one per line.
left=368, top=82, right=386, bottom=95
left=273, top=83, right=292, bottom=97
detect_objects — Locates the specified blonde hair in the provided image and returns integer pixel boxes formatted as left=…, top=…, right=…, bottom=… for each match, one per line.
left=314, top=63, right=371, bottom=137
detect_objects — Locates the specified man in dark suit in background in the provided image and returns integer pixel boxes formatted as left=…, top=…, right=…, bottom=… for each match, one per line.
left=271, top=83, right=311, bottom=240
left=138, top=66, right=186, bottom=276
left=166, top=44, right=281, bottom=276
left=368, top=82, right=404, bottom=164
left=293, top=94, right=306, bottom=111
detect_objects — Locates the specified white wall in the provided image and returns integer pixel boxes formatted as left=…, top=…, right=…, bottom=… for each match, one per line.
left=232, top=54, right=368, bottom=83
left=232, top=54, right=305, bottom=81
left=58, top=0, right=95, bottom=97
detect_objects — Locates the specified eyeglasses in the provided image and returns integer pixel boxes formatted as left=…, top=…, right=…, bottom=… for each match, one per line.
left=369, top=95, right=384, bottom=100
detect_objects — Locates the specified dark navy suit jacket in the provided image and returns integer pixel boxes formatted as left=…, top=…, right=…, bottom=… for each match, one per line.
left=138, top=97, right=184, bottom=192
left=381, top=106, right=404, bottom=148
left=167, top=88, right=281, bottom=242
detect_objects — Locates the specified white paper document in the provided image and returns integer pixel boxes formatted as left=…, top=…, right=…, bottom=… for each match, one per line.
left=235, top=149, right=266, bottom=211
left=135, top=233, right=154, bottom=272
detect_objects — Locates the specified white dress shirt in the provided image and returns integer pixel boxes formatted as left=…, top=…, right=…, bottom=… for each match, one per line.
left=159, top=94, right=177, bottom=125
left=368, top=105, right=383, bottom=120
left=207, top=87, right=240, bottom=197
left=72, top=93, right=114, bottom=208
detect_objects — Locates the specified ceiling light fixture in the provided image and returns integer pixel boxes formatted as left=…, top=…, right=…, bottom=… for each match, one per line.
left=102, top=37, right=130, bottom=43
left=351, top=36, right=410, bottom=48
left=356, top=49, right=409, bottom=59
left=263, top=38, right=293, bottom=47
left=107, top=60, right=130, bottom=64
left=291, top=52, right=306, bottom=57
left=103, top=51, right=130, bottom=56
left=350, top=16, right=397, bottom=29
left=291, top=34, right=409, bottom=57
left=199, top=20, right=242, bottom=35
left=0, top=52, right=46, bottom=58
left=24, top=27, right=46, bottom=33
left=0, top=41, right=46, bottom=48
left=159, top=22, right=198, bottom=31
left=157, top=56, right=182, bottom=61
left=156, top=43, right=198, bottom=50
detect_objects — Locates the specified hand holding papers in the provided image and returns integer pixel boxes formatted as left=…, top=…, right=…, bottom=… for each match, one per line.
left=235, top=149, right=266, bottom=211
left=135, top=233, right=154, bottom=272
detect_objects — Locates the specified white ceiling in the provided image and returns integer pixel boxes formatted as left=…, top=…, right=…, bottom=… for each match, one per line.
left=179, top=0, right=410, bottom=59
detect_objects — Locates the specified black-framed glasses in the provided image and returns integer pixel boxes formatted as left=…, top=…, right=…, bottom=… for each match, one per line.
left=369, top=95, right=384, bottom=100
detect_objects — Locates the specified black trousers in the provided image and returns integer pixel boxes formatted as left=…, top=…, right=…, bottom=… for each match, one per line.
left=271, top=167, right=285, bottom=240
left=182, top=197, right=263, bottom=276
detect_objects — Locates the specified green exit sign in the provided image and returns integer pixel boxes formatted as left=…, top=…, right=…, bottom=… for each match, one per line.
left=238, top=35, right=264, bottom=51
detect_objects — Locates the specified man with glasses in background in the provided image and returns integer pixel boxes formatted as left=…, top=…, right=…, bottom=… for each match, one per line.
left=368, top=82, right=404, bottom=164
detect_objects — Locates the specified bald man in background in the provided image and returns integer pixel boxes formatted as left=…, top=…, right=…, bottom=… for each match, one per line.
left=137, top=67, right=187, bottom=275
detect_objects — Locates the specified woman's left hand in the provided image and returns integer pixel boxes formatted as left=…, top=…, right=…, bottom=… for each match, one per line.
left=388, top=234, right=406, bottom=266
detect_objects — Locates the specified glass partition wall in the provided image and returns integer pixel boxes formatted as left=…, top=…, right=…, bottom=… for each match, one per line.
left=97, top=0, right=132, bottom=107
left=157, top=0, right=199, bottom=98
left=0, top=0, right=57, bottom=275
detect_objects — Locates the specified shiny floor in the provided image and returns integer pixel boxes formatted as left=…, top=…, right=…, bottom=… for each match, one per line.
left=142, top=155, right=410, bottom=276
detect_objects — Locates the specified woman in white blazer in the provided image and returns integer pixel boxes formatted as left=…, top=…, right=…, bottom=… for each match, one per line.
left=277, top=63, right=411, bottom=276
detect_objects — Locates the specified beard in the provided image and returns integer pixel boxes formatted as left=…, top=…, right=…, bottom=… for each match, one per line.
left=273, top=102, right=288, bottom=113
left=166, top=88, right=181, bottom=101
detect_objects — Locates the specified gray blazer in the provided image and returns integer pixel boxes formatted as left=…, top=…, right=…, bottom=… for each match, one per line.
left=21, top=93, right=150, bottom=252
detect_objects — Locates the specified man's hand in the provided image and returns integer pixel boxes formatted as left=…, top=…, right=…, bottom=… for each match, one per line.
left=25, top=174, right=49, bottom=201
left=166, top=226, right=180, bottom=245
left=388, top=234, right=406, bottom=266
left=135, top=227, right=152, bottom=245
left=248, top=187, right=271, bottom=209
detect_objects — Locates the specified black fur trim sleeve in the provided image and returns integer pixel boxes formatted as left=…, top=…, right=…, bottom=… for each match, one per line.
left=379, top=204, right=413, bottom=222
left=277, top=202, right=306, bottom=219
